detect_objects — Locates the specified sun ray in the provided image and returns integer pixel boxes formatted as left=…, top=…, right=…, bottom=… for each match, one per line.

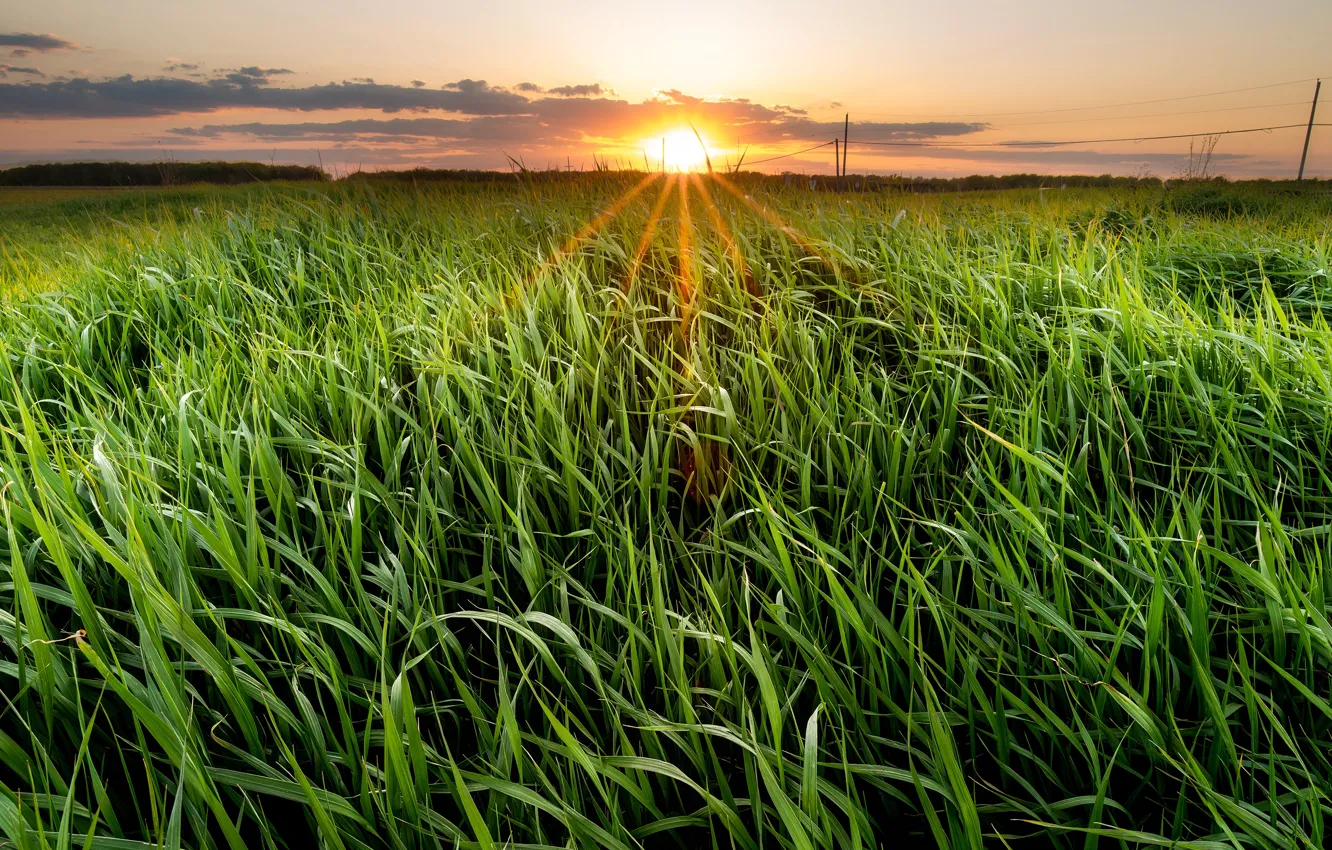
left=486, top=171, right=658, bottom=318
left=708, top=171, right=841, bottom=275
left=539, top=171, right=658, bottom=275
left=690, top=175, right=758, bottom=298
left=623, top=175, right=674, bottom=291
left=676, top=173, right=695, bottom=338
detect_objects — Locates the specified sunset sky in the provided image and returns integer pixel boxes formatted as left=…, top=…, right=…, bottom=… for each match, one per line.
left=2, top=0, right=1329, bottom=178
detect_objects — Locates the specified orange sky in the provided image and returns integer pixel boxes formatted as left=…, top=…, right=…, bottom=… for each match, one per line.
left=2, top=0, right=1330, bottom=177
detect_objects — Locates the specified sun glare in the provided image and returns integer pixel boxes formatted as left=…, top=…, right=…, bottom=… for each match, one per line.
left=652, top=129, right=708, bottom=172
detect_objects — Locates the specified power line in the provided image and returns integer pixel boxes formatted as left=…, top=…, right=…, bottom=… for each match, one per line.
left=847, top=76, right=1324, bottom=120
left=735, top=140, right=836, bottom=166
left=995, top=99, right=1311, bottom=129
left=853, top=122, right=1332, bottom=149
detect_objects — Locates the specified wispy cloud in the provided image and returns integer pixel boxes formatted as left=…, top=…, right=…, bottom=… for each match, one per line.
left=0, top=74, right=532, bottom=117
left=547, top=83, right=608, bottom=97
left=0, top=71, right=985, bottom=155
left=217, top=66, right=296, bottom=86
left=164, top=92, right=986, bottom=152
left=0, top=32, right=80, bottom=53
left=0, top=64, right=45, bottom=79
left=162, top=58, right=200, bottom=72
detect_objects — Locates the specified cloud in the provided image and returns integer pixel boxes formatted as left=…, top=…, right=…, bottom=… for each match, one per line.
left=659, top=89, right=703, bottom=105
left=0, top=75, right=532, bottom=118
left=514, top=82, right=543, bottom=93
left=0, top=64, right=45, bottom=79
left=217, top=66, right=295, bottom=86
left=241, top=66, right=293, bottom=77
left=547, top=83, right=606, bottom=97
left=443, top=78, right=501, bottom=96
left=0, top=32, right=79, bottom=53
left=165, top=95, right=987, bottom=152
left=1, top=70, right=1002, bottom=165
left=162, top=58, right=200, bottom=72
left=170, top=116, right=524, bottom=142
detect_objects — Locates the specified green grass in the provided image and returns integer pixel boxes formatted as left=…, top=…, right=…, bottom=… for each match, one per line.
left=0, top=174, right=1331, bottom=849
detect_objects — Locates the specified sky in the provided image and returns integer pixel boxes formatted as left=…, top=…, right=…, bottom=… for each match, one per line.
left=1, top=0, right=1330, bottom=178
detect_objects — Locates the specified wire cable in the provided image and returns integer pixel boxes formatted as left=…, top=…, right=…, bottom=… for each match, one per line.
left=995, top=100, right=1312, bottom=129
left=852, top=123, right=1332, bottom=149
left=735, top=140, right=836, bottom=166
left=845, top=77, right=1323, bottom=119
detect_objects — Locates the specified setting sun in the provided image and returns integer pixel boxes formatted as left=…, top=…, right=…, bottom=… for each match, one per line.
left=4, top=4, right=1331, bottom=850
left=652, top=129, right=710, bottom=172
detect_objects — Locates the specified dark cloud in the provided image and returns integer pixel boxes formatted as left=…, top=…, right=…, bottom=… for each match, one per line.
left=829, top=101, right=842, bottom=108
left=0, top=32, right=79, bottom=53
left=547, top=83, right=606, bottom=97
left=443, top=78, right=500, bottom=96
left=514, top=82, right=543, bottom=93
left=0, top=75, right=531, bottom=118
left=410, top=79, right=425, bottom=88
left=162, top=59, right=200, bottom=72
left=241, top=66, right=293, bottom=77
left=166, top=95, right=987, bottom=151
left=0, top=64, right=45, bottom=79
left=217, top=66, right=295, bottom=86
left=171, top=115, right=528, bottom=143
left=0, top=146, right=425, bottom=169
left=659, top=89, right=703, bottom=105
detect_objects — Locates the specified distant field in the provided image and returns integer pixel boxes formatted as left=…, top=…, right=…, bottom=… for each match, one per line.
left=1, top=176, right=1330, bottom=850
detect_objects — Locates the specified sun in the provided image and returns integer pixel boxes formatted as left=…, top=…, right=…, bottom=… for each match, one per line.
left=652, top=129, right=708, bottom=172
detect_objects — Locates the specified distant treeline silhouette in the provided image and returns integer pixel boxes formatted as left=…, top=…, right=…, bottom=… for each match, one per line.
left=343, top=167, right=1166, bottom=191
left=350, top=167, right=1164, bottom=192
left=349, top=168, right=1331, bottom=194
left=0, top=161, right=328, bottom=187
left=3, top=162, right=1326, bottom=193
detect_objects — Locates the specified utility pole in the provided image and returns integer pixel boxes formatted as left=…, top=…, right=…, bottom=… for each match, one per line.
left=842, top=113, right=849, bottom=191
left=1298, top=78, right=1321, bottom=181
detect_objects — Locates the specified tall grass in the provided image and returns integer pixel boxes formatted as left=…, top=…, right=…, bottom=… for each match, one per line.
left=0, top=177, right=1331, bottom=849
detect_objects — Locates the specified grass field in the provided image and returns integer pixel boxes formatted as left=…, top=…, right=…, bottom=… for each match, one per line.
left=1, top=175, right=1331, bottom=849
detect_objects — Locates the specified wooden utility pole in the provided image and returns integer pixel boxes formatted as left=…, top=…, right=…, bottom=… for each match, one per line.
left=833, top=139, right=840, bottom=189
left=842, top=113, right=849, bottom=191
left=1298, top=79, right=1321, bottom=181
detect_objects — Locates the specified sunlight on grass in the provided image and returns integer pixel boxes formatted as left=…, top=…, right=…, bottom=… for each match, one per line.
left=0, top=175, right=1331, bottom=849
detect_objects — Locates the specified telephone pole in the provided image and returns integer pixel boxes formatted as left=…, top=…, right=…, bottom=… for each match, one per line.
left=842, top=113, right=849, bottom=191
left=1298, top=79, right=1321, bottom=181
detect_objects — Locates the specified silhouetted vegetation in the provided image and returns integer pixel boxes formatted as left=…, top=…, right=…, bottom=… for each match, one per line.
left=6, top=161, right=1330, bottom=197
left=347, top=166, right=1166, bottom=192
left=0, top=160, right=328, bottom=187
